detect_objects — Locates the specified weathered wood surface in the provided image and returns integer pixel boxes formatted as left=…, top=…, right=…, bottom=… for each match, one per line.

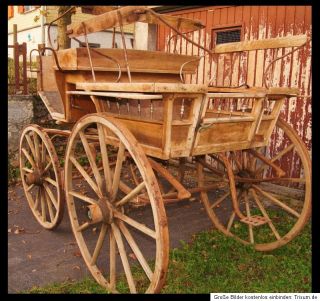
left=75, top=82, right=207, bottom=93
left=207, top=87, right=300, bottom=96
left=67, top=6, right=204, bottom=37
left=67, top=90, right=163, bottom=100
left=214, top=35, right=307, bottom=53
left=55, top=48, right=200, bottom=74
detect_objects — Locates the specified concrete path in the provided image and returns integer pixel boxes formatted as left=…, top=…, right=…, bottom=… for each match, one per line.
left=8, top=182, right=214, bottom=293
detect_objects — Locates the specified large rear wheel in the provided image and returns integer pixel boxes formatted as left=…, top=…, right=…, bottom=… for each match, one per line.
left=64, top=113, right=169, bottom=293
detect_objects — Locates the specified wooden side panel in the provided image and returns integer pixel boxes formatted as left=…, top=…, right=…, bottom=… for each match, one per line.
left=157, top=5, right=312, bottom=174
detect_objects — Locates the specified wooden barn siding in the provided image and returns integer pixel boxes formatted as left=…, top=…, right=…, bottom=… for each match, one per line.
left=157, top=6, right=311, bottom=178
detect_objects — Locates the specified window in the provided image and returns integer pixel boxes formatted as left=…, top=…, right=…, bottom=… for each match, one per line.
left=212, top=26, right=242, bottom=47
left=79, top=42, right=101, bottom=48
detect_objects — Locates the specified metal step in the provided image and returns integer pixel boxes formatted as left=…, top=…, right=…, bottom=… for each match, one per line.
left=240, top=215, right=268, bottom=226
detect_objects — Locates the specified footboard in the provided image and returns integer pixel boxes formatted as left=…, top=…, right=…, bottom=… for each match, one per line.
left=191, top=90, right=286, bottom=155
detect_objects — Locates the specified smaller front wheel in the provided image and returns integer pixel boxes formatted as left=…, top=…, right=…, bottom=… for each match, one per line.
left=19, top=125, right=64, bottom=229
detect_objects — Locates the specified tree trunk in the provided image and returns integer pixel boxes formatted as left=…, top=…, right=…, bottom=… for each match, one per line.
left=57, top=6, right=72, bottom=50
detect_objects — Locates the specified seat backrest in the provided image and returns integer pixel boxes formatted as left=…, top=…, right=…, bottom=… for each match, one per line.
left=210, top=34, right=308, bottom=88
left=55, top=48, right=200, bottom=75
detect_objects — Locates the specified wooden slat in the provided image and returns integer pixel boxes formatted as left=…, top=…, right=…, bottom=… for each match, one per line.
left=67, top=6, right=204, bottom=37
left=207, top=92, right=266, bottom=98
left=67, top=90, right=163, bottom=100
left=214, top=35, right=308, bottom=53
left=76, top=82, right=207, bottom=93
left=56, top=48, right=200, bottom=74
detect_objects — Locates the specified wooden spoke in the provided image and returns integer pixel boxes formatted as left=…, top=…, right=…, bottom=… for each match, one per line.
left=43, top=182, right=58, bottom=210
left=76, top=220, right=101, bottom=232
left=244, top=192, right=254, bottom=244
left=44, top=188, right=55, bottom=222
left=43, top=161, right=52, bottom=174
left=118, top=221, right=153, bottom=281
left=111, top=223, right=137, bottom=293
left=210, top=191, right=230, bottom=209
left=33, top=131, right=41, bottom=163
left=111, top=142, right=125, bottom=201
left=22, top=167, right=33, bottom=173
left=21, top=147, right=36, bottom=169
left=40, top=187, right=46, bottom=222
left=68, top=190, right=97, bottom=205
left=255, top=144, right=294, bottom=175
left=109, top=230, right=116, bottom=290
left=119, top=221, right=153, bottom=281
left=252, top=184, right=300, bottom=218
left=44, top=177, right=58, bottom=187
left=79, top=130, right=104, bottom=194
left=25, top=133, right=36, bottom=161
left=227, top=211, right=235, bottom=232
left=130, top=163, right=141, bottom=187
left=250, top=189, right=281, bottom=240
left=91, top=223, right=108, bottom=265
left=34, top=186, right=40, bottom=210
left=97, top=124, right=112, bottom=193
left=26, top=184, right=34, bottom=192
left=243, top=151, right=248, bottom=170
left=70, top=155, right=102, bottom=198
left=264, top=177, right=306, bottom=183
left=230, top=151, right=242, bottom=171
left=114, top=210, right=156, bottom=239
left=41, top=140, right=47, bottom=165
left=271, top=143, right=295, bottom=163
left=115, top=181, right=146, bottom=207
left=246, top=149, right=285, bottom=177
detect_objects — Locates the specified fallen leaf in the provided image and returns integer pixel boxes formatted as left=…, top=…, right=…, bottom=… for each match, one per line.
left=32, top=269, right=37, bottom=272
left=238, top=264, right=246, bottom=271
left=14, top=227, right=25, bottom=234
left=22, top=240, right=26, bottom=244
left=27, top=254, right=32, bottom=260
left=129, top=253, right=137, bottom=260
left=73, top=251, right=82, bottom=257
left=72, top=265, right=81, bottom=270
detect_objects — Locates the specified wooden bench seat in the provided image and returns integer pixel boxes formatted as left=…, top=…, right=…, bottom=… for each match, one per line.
left=75, top=82, right=207, bottom=93
left=54, top=48, right=200, bottom=74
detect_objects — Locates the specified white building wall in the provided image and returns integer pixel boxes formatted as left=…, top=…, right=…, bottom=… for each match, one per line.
left=8, top=25, right=134, bottom=59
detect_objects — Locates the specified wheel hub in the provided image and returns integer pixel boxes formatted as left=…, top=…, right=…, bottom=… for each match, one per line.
left=236, top=169, right=254, bottom=190
left=88, top=197, right=114, bottom=224
left=25, top=169, right=43, bottom=186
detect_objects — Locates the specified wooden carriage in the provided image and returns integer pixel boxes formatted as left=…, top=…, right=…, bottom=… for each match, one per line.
left=20, top=6, right=311, bottom=293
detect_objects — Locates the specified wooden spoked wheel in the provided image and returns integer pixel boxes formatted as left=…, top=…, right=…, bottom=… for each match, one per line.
left=64, top=113, right=169, bottom=293
left=197, top=119, right=311, bottom=251
left=19, top=125, right=64, bottom=229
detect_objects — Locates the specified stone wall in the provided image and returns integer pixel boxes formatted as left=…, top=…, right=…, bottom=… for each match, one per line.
left=8, top=94, right=51, bottom=164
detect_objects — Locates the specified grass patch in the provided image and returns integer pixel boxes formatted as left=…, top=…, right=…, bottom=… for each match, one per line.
left=24, top=220, right=311, bottom=294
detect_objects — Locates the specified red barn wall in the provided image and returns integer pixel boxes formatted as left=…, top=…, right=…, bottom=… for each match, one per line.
left=157, top=6, right=312, bottom=157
